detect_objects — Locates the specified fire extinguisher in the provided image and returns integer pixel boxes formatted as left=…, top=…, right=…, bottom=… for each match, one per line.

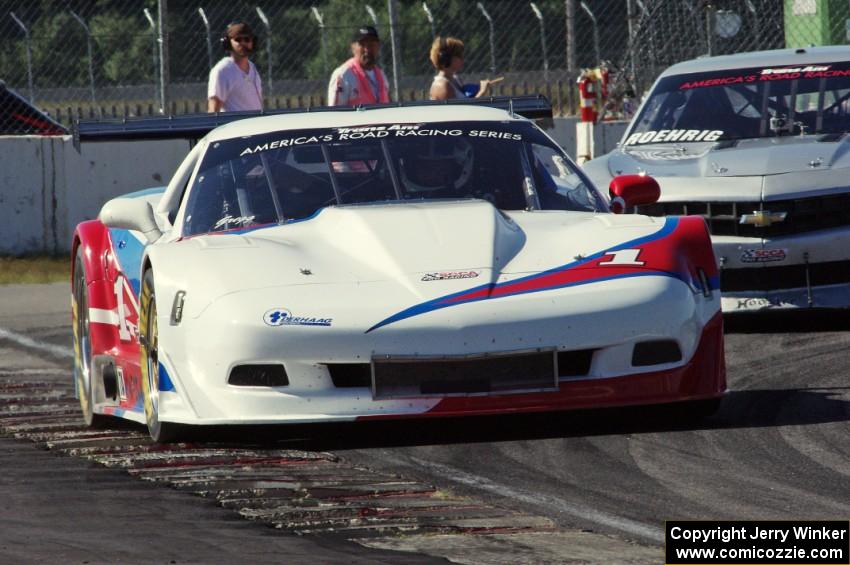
left=577, top=73, right=598, bottom=123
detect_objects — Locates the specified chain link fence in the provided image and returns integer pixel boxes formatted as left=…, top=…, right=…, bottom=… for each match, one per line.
left=0, top=0, right=848, bottom=129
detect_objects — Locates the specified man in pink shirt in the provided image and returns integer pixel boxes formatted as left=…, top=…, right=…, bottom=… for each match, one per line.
left=327, top=26, right=390, bottom=106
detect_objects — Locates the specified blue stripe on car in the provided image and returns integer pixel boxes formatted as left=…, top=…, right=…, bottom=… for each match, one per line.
left=366, top=217, right=681, bottom=333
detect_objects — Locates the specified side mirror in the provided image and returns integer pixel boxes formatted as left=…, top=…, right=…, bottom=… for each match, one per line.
left=608, top=174, right=660, bottom=214
left=99, top=198, right=162, bottom=243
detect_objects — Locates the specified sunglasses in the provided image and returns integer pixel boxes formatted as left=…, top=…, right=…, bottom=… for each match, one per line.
left=233, top=35, right=253, bottom=43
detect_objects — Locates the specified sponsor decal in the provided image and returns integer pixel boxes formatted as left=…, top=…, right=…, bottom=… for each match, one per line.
left=623, top=129, right=723, bottom=145
left=213, top=215, right=255, bottom=230
left=625, top=147, right=709, bottom=161
left=240, top=126, right=521, bottom=155
left=740, top=248, right=787, bottom=263
left=678, top=66, right=850, bottom=91
left=263, top=308, right=333, bottom=327
left=761, top=65, right=830, bottom=75
left=240, top=134, right=335, bottom=155
left=421, top=271, right=480, bottom=282
left=735, top=297, right=793, bottom=310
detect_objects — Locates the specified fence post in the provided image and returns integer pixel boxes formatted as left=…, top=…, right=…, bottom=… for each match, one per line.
left=530, top=3, right=548, bottom=84
left=197, top=8, right=213, bottom=71
left=9, top=13, right=34, bottom=103
left=143, top=8, right=160, bottom=112
left=387, top=0, right=401, bottom=101
left=564, top=0, right=576, bottom=76
left=626, top=0, right=637, bottom=83
left=69, top=10, right=97, bottom=110
left=157, top=0, right=170, bottom=114
left=705, top=3, right=716, bottom=56
left=476, top=3, right=496, bottom=75
left=310, top=7, right=328, bottom=78
left=256, top=7, right=272, bottom=98
left=744, top=0, right=760, bottom=49
left=579, top=1, right=600, bottom=66
left=422, top=2, right=437, bottom=39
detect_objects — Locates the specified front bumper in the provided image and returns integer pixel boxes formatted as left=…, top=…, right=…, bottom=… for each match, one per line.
left=712, top=229, right=850, bottom=312
left=155, top=276, right=722, bottom=425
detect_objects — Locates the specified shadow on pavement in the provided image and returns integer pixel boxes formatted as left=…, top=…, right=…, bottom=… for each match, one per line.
left=162, top=385, right=849, bottom=451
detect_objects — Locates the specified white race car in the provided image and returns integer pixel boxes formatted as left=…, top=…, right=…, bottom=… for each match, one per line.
left=72, top=100, right=725, bottom=442
left=583, top=46, right=850, bottom=312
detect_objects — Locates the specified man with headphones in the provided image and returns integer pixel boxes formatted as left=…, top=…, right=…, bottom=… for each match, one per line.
left=327, top=25, right=390, bottom=106
left=207, top=22, right=263, bottom=112
left=429, top=36, right=498, bottom=100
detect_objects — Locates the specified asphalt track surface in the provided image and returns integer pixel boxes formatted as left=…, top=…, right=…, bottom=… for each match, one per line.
left=1, top=282, right=849, bottom=564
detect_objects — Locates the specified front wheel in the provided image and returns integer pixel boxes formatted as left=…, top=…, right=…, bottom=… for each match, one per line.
left=139, top=268, right=183, bottom=443
left=72, top=247, right=109, bottom=428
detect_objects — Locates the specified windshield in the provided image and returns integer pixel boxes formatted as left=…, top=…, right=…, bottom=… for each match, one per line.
left=182, top=120, right=603, bottom=236
left=625, top=61, right=850, bottom=145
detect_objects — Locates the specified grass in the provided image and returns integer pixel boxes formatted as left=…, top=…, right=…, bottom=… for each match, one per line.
left=0, top=255, right=70, bottom=285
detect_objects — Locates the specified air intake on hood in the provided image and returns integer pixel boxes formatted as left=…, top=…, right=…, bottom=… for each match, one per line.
left=228, top=364, right=289, bottom=387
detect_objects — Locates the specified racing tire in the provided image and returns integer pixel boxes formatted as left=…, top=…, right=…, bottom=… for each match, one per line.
left=139, top=268, right=183, bottom=443
left=72, top=247, right=109, bottom=428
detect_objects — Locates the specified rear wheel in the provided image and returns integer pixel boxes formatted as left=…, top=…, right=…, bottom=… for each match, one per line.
left=72, top=248, right=108, bottom=428
left=139, top=268, right=183, bottom=443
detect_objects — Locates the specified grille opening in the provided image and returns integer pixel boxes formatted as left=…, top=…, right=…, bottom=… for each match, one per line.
left=228, top=364, right=289, bottom=387
left=373, top=351, right=557, bottom=399
left=721, top=259, right=850, bottom=291
left=327, top=363, right=371, bottom=388
left=557, top=349, right=595, bottom=377
left=632, top=340, right=682, bottom=367
left=635, top=193, right=850, bottom=238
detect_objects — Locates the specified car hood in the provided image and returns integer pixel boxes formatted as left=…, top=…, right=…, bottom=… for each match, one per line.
left=149, top=200, right=674, bottom=319
left=596, top=135, right=850, bottom=201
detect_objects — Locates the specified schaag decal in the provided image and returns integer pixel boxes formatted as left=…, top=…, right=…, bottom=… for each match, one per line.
left=263, top=308, right=333, bottom=327
left=740, top=248, right=787, bottom=263
left=421, top=271, right=480, bottom=282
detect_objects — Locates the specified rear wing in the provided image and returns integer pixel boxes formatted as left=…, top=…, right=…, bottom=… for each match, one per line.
left=72, top=95, right=552, bottom=148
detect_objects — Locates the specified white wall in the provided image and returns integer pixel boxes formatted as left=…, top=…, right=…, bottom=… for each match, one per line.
left=0, top=136, right=190, bottom=254
left=0, top=118, right=628, bottom=255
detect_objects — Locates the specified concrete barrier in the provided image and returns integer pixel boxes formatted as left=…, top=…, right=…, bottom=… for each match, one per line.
left=0, top=136, right=190, bottom=255
left=0, top=117, right=626, bottom=255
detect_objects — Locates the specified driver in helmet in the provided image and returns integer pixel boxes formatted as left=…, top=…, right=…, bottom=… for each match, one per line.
left=398, top=137, right=474, bottom=195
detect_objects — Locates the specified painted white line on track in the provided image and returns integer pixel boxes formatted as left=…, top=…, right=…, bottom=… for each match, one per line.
left=394, top=454, right=664, bottom=543
left=0, top=327, right=74, bottom=359
left=0, top=368, right=68, bottom=376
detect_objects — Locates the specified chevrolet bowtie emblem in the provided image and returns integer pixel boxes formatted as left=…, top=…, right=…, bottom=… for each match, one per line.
left=739, top=210, right=788, bottom=227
